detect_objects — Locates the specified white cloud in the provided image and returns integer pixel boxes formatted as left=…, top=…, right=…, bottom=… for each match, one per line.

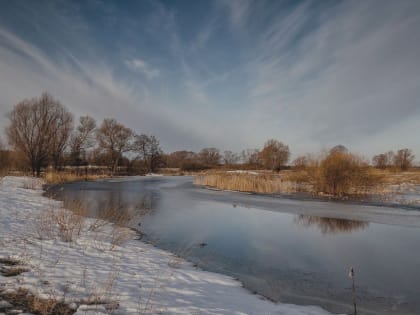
left=125, top=58, right=160, bottom=79
left=0, top=0, right=419, bottom=159
left=239, top=0, right=420, bottom=157
left=0, top=29, right=206, bottom=151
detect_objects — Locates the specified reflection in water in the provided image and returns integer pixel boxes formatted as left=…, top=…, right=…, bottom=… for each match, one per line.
left=49, top=184, right=158, bottom=228
left=294, top=215, right=369, bottom=234
left=50, top=178, right=420, bottom=315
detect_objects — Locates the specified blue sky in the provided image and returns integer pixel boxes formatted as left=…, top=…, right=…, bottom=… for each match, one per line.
left=0, top=0, right=419, bottom=159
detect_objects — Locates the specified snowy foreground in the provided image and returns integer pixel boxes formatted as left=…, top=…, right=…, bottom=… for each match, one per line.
left=0, top=177, right=336, bottom=315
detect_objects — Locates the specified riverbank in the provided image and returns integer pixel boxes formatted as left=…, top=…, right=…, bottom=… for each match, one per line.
left=0, top=176, right=336, bottom=315
left=43, top=171, right=111, bottom=184
left=194, top=170, right=420, bottom=206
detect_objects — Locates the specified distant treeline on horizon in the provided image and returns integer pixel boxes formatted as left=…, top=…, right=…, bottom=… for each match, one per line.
left=0, top=93, right=416, bottom=176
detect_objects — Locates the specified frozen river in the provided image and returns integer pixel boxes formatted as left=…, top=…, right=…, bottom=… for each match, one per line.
left=48, top=176, right=420, bottom=315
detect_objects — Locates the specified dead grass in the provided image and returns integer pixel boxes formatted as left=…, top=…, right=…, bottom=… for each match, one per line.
left=0, top=288, right=74, bottom=315
left=43, top=171, right=107, bottom=185
left=1, top=266, right=29, bottom=277
left=0, top=257, right=20, bottom=266
left=0, top=256, right=29, bottom=277
left=194, top=172, right=311, bottom=194
left=370, top=169, right=420, bottom=185
left=88, top=204, right=138, bottom=250
left=194, top=166, right=412, bottom=197
left=34, top=199, right=88, bottom=242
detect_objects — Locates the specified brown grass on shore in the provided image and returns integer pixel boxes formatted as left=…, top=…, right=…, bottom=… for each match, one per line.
left=0, top=288, right=74, bottom=315
left=194, top=167, right=420, bottom=197
left=44, top=171, right=108, bottom=184
left=194, top=172, right=312, bottom=194
left=370, top=169, right=420, bottom=185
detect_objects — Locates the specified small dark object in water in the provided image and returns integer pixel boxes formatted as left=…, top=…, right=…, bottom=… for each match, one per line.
left=198, top=242, right=207, bottom=247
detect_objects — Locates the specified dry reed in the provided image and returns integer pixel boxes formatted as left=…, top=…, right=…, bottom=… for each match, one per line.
left=44, top=171, right=106, bottom=185
left=34, top=199, right=88, bottom=242
left=194, top=172, right=310, bottom=194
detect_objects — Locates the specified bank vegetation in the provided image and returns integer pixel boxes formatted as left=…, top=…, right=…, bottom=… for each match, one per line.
left=0, top=92, right=418, bottom=197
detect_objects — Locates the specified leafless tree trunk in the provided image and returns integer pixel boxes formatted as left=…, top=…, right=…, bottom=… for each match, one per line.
left=223, top=150, right=239, bottom=165
left=393, top=148, right=415, bottom=171
left=199, top=148, right=220, bottom=167
left=132, top=134, right=164, bottom=173
left=96, top=118, right=133, bottom=175
left=49, top=106, right=74, bottom=171
left=70, top=116, right=96, bottom=171
left=6, top=93, right=73, bottom=176
left=0, top=137, right=11, bottom=176
left=241, top=149, right=260, bottom=165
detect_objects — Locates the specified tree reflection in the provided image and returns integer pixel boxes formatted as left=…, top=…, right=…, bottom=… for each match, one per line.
left=294, top=215, right=369, bottom=234
left=81, top=190, right=157, bottom=228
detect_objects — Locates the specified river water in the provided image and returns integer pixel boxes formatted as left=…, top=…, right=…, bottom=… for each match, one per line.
left=47, top=176, right=420, bottom=315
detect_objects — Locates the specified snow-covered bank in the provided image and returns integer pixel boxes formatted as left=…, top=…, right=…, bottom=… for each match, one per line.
left=0, top=177, right=336, bottom=315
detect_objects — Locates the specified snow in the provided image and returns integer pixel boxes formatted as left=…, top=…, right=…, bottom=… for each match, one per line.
left=0, top=176, right=336, bottom=315
left=226, top=170, right=259, bottom=175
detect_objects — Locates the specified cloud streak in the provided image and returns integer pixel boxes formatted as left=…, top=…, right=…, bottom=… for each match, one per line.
left=125, top=58, right=160, bottom=79
left=0, top=0, right=419, bottom=159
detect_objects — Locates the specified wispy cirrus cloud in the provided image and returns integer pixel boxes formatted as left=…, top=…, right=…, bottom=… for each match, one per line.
left=229, top=0, right=420, bottom=155
left=125, top=58, right=160, bottom=79
left=0, top=0, right=419, bottom=158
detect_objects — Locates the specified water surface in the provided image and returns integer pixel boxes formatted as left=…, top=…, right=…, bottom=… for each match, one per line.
left=48, top=176, right=420, bottom=315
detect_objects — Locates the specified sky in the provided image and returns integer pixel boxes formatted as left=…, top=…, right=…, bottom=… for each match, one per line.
left=0, top=0, right=419, bottom=160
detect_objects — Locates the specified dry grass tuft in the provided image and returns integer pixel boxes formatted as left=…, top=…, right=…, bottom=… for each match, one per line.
left=194, top=172, right=310, bottom=194
left=0, top=266, right=29, bottom=277
left=34, top=199, right=88, bottom=242
left=44, top=171, right=106, bottom=185
left=88, top=205, right=137, bottom=250
left=0, top=257, right=20, bottom=266
left=0, top=256, right=29, bottom=277
left=0, top=288, right=74, bottom=315
left=195, top=153, right=390, bottom=197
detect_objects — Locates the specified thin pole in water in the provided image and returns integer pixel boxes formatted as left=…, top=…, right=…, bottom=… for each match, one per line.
left=349, top=267, right=357, bottom=315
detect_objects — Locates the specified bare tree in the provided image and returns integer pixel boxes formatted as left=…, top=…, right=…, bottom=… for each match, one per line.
left=147, top=135, right=164, bottom=172
left=199, top=148, right=220, bottom=167
left=259, top=139, right=290, bottom=171
left=132, top=134, right=164, bottom=173
left=0, top=137, right=11, bottom=176
left=372, top=154, right=387, bottom=169
left=223, top=150, right=239, bottom=165
left=386, top=151, right=395, bottom=167
left=165, top=150, right=197, bottom=168
left=329, top=145, right=348, bottom=154
left=70, top=116, right=97, bottom=166
left=393, top=148, right=415, bottom=171
left=132, top=134, right=149, bottom=161
left=96, top=118, right=133, bottom=175
left=49, top=106, right=74, bottom=170
left=6, top=93, right=72, bottom=176
left=241, top=149, right=260, bottom=165
left=372, top=151, right=396, bottom=169
left=293, top=155, right=309, bottom=170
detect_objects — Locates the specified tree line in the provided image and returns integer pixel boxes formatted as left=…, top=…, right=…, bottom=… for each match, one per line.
left=2, top=93, right=164, bottom=176
left=0, top=93, right=417, bottom=177
left=164, top=139, right=290, bottom=172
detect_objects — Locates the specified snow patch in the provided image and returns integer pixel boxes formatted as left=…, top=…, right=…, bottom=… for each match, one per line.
left=0, top=176, right=337, bottom=314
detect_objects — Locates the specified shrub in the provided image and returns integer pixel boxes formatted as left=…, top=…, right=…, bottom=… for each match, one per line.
left=312, top=151, right=376, bottom=196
